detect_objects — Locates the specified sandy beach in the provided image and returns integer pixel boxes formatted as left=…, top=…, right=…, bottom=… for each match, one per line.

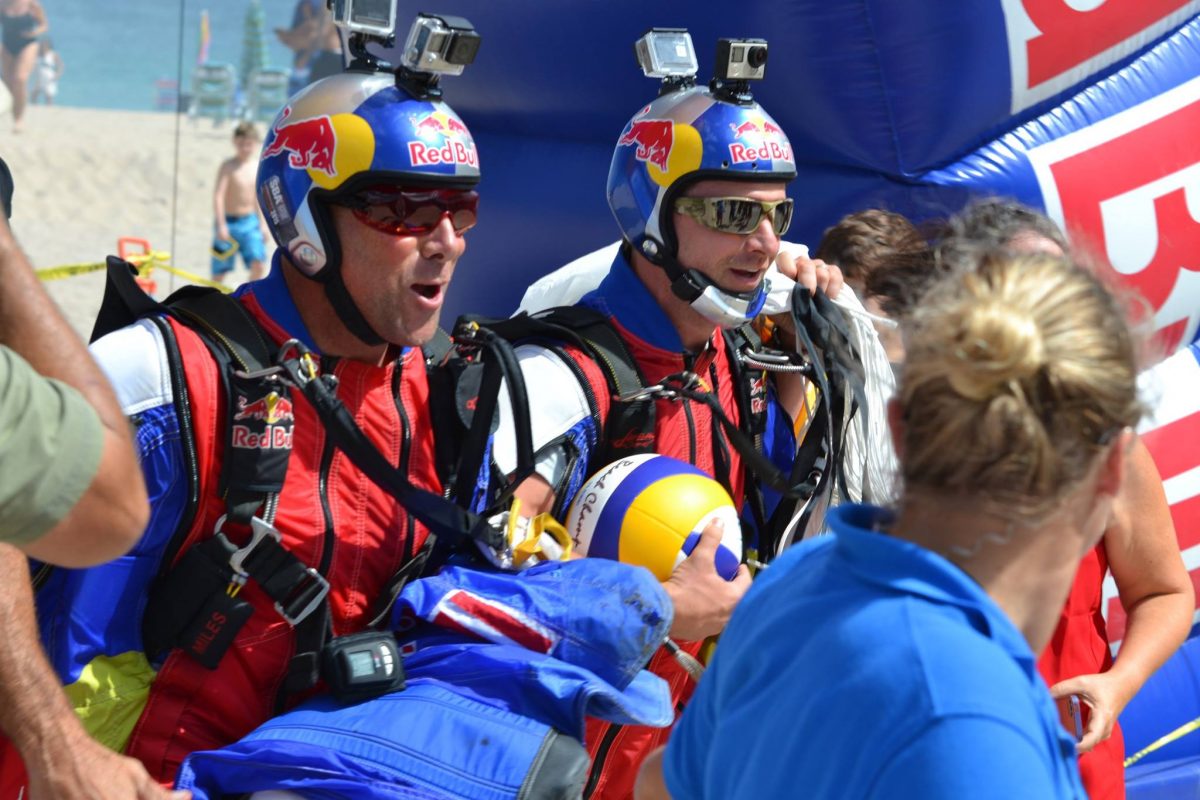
left=5, top=104, right=274, bottom=339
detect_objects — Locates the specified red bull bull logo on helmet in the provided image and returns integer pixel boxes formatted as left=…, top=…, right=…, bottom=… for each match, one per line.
left=618, top=119, right=675, bottom=171
left=263, top=107, right=339, bottom=178
left=727, top=116, right=793, bottom=166
left=407, top=111, right=478, bottom=168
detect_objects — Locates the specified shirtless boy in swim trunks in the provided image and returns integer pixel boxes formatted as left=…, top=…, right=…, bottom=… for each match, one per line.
left=212, top=122, right=270, bottom=284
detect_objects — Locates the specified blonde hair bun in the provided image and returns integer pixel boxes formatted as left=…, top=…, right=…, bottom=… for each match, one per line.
left=899, top=249, right=1141, bottom=515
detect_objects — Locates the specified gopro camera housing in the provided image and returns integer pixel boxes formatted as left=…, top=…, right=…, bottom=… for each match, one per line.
left=401, top=13, right=481, bottom=77
left=635, top=28, right=698, bottom=79
left=330, top=0, right=396, bottom=38
left=715, top=38, right=768, bottom=81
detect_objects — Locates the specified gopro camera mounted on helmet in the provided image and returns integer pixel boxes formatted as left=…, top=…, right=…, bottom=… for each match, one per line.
left=326, top=4, right=480, bottom=100
left=711, top=38, right=768, bottom=104
left=397, top=13, right=481, bottom=99
left=634, top=28, right=698, bottom=95
left=330, top=0, right=396, bottom=37
left=402, top=14, right=481, bottom=76
left=328, top=0, right=396, bottom=73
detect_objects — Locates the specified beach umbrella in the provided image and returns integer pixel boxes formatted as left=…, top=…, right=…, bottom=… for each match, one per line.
left=241, top=0, right=269, bottom=87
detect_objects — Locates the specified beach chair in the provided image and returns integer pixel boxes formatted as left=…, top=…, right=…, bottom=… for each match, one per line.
left=246, top=67, right=291, bottom=122
left=190, top=63, right=237, bottom=125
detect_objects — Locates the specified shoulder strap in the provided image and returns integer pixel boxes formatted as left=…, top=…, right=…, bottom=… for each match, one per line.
left=485, top=308, right=647, bottom=399
left=91, top=257, right=166, bottom=344
left=485, top=308, right=658, bottom=469
left=92, top=258, right=291, bottom=522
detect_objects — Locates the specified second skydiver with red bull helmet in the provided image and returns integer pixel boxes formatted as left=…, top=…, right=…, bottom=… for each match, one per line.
left=492, top=30, right=850, bottom=799
left=0, top=13, right=673, bottom=796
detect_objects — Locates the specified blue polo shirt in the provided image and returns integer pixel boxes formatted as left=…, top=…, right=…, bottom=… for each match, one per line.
left=664, top=504, right=1085, bottom=799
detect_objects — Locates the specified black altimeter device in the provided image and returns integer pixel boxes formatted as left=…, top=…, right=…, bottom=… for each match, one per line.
left=322, top=630, right=406, bottom=703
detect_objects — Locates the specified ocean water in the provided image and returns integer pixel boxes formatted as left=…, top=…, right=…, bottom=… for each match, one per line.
left=39, top=0, right=304, bottom=111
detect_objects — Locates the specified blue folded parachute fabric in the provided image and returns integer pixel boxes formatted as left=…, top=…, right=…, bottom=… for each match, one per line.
left=396, top=558, right=672, bottom=691
left=177, top=682, right=566, bottom=800
left=401, top=633, right=673, bottom=739
left=176, top=559, right=675, bottom=797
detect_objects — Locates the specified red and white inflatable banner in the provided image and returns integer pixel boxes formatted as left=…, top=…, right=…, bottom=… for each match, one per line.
left=1028, top=75, right=1200, bottom=354
left=1001, top=0, right=1200, bottom=114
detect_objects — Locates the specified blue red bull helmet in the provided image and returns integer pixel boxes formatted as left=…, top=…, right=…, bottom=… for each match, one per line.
left=607, top=86, right=797, bottom=328
left=257, top=70, right=480, bottom=342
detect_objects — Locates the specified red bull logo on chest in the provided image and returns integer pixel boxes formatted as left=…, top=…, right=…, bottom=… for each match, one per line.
left=232, top=392, right=295, bottom=449
left=408, top=111, right=478, bottom=168
left=619, top=119, right=675, bottom=171
left=727, top=117, right=793, bottom=166
left=263, top=107, right=339, bottom=177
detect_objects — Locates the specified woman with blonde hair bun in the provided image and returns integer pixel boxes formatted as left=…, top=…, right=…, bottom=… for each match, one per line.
left=638, top=246, right=1142, bottom=800
left=941, top=200, right=1193, bottom=800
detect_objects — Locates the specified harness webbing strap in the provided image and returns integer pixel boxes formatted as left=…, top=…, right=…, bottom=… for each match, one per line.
left=450, top=318, right=535, bottom=510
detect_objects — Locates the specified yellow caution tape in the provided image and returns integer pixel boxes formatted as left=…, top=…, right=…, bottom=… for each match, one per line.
left=1124, top=714, right=1200, bottom=767
left=35, top=251, right=232, bottom=293
left=150, top=262, right=231, bottom=292
left=34, top=261, right=109, bottom=281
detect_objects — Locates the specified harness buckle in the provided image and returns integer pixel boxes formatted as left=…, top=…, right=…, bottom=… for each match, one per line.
left=275, top=567, right=331, bottom=626
left=276, top=338, right=326, bottom=390
left=217, top=515, right=331, bottom=626
left=616, top=383, right=664, bottom=402
left=225, top=516, right=284, bottom=577
left=616, top=371, right=704, bottom=403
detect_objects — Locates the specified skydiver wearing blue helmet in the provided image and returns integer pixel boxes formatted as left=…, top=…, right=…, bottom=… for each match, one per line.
left=492, top=29, right=849, bottom=799
left=0, top=11, right=677, bottom=798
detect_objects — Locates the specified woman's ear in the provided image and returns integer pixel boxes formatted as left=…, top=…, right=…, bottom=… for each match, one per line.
left=1095, top=427, right=1135, bottom=502
left=887, top=397, right=905, bottom=461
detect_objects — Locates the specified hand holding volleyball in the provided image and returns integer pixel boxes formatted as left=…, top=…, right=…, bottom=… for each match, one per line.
left=564, top=454, right=745, bottom=581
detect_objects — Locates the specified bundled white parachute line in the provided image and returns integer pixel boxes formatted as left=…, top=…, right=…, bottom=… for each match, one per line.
left=829, top=289, right=900, bottom=506
left=767, top=244, right=898, bottom=508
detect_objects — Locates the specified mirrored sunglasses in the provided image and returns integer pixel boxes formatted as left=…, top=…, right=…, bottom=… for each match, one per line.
left=674, top=196, right=793, bottom=236
left=339, top=186, right=479, bottom=236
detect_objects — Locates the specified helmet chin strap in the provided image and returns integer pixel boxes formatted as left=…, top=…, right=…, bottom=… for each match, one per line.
left=324, top=267, right=386, bottom=347
left=658, top=248, right=769, bottom=330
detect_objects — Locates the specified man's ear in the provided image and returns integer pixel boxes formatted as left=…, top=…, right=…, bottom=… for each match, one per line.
left=886, top=397, right=905, bottom=461
left=1095, top=427, right=1134, bottom=501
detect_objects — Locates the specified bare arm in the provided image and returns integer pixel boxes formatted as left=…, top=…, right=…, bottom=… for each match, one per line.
left=213, top=162, right=232, bottom=239
left=0, top=217, right=147, bottom=566
left=28, top=2, right=47, bottom=38
left=634, top=746, right=672, bottom=800
left=0, top=546, right=190, bottom=799
left=1048, top=437, right=1194, bottom=752
left=274, top=4, right=321, bottom=54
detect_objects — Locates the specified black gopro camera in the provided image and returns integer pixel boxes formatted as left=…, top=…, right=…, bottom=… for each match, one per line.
left=715, top=38, right=768, bottom=81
